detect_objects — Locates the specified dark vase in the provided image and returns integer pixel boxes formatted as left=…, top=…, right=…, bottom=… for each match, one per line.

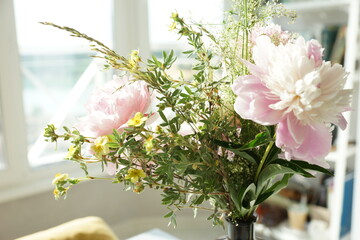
left=226, top=215, right=257, bottom=240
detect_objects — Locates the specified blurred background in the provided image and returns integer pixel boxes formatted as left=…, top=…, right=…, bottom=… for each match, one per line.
left=0, top=0, right=359, bottom=239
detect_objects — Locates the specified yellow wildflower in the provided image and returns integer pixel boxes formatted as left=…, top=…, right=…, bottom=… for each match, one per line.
left=127, top=112, right=147, bottom=127
left=130, top=50, right=141, bottom=62
left=125, top=168, right=147, bottom=183
left=65, top=145, right=78, bottom=160
left=144, top=136, right=154, bottom=152
left=155, top=125, right=163, bottom=134
left=52, top=173, right=69, bottom=185
left=171, top=12, right=179, bottom=20
left=169, top=21, right=177, bottom=31
left=53, top=188, right=60, bottom=199
left=129, top=50, right=141, bottom=70
left=91, top=136, right=111, bottom=159
left=53, top=187, right=69, bottom=200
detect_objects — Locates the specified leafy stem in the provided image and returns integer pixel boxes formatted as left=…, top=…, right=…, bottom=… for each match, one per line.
left=254, top=139, right=275, bottom=183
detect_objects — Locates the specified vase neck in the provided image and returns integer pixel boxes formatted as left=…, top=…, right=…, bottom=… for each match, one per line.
left=226, top=217, right=256, bottom=240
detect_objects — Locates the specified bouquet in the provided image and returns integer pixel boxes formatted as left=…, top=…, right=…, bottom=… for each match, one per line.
left=44, top=0, right=351, bottom=229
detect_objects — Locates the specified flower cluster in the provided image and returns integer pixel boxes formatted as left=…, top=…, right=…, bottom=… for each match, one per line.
left=44, top=0, right=351, bottom=226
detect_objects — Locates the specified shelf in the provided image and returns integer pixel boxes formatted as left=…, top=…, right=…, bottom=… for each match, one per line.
left=325, top=145, right=356, bottom=163
left=284, top=0, right=350, bottom=12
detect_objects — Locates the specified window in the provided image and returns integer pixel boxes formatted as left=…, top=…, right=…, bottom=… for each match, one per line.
left=13, top=0, right=113, bottom=167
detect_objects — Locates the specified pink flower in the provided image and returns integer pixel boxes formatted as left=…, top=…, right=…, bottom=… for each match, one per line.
left=250, top=23, right=292, bottom=46
left=307, top=39, right=323, bottom=68
left=232, top=35, right=351, bottom=163
left=78, top=75, right=151, bottom=137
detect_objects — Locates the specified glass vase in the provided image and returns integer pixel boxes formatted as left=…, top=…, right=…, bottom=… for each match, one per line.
left=226, top=215, right=257, bottom=240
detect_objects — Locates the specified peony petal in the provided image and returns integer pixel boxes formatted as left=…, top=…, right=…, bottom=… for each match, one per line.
left=234, top=95, right=254, bottom=120
left=241, top=59, right=266, bottom=77
left=307, top=39, right=323, bottom=68
left=250, top=98, right=284, bottom=125
left=276, top=118, right=332, bottom=164
left=295, top=124, right=332, bottom=161
left=286, top=113, right=306, bottom=144
left=233, top=75, right=283, bottom=125
left=232, top=75, right=265, bottom=94
left=252, top=35, right=274, bottom=70
left=276, top=117, right=298, bottom=149
left=335, top=113, right=348, bottom=130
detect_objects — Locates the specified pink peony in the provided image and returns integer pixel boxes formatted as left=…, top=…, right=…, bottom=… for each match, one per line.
left=232, top=35, right=351, bottom=164
left=78, top=75, right=151, bottom=138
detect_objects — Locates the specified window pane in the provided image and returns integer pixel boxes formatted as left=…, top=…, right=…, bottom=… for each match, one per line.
left=13, top=0, right=113, bottom=167
left=148, top=0, right=225, bottom=54
left=147, top=0, right=225, bottom=78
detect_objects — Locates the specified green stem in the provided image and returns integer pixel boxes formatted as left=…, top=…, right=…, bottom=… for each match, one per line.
left=254, top=140, right=275, bottom=183
left=241, top=0, right=249, bottom=75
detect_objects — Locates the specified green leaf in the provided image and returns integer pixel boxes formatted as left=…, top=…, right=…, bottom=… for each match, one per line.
left=112, top=129, right=122, bottom=142
left=265, top=125, right=276, bottom=137
left=182, top=50, right=193, bottom=55
left=72, top=129, right=80, bottom=135
left=164, top=210, right=174, bottom=218
left=171, top=89, right=181, bottom=97
left=63, top=126, right=70, bottom=133
left=271, top=159, right=314, bottom=178
left=158, top=111, right=169, bottom=124
left=291, top=160, right=333, bottom=176
left=174, top=163, right=188, bottom=175
left=107, top=142, right=120, bottom=148
left=231, top=150, right=258, bottom=164
left=265, top=144, right=282, bottom=164
left=192, top=195, right=205, bottom=205
left=238, top=132, right=271, bottom=150
left=257, top=164, right=299, bottom=187
left=169, top=214, right=177, bottom=227
left=255, top=174, right=293, bottom=205
left=184, top=86, right=193, bottom=95
left=179, top=93, right=190, bottom=98
left=239, top=184, right=256, bottom=215
left=79, top=162, right=89, bottom=176
left=162, top=51, right=167, bottom=60
left=257, top=164, right=301, bottom=196
left=229, top=186, right=244, bottom=212
left=229, top=183, right=256, bottom=213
